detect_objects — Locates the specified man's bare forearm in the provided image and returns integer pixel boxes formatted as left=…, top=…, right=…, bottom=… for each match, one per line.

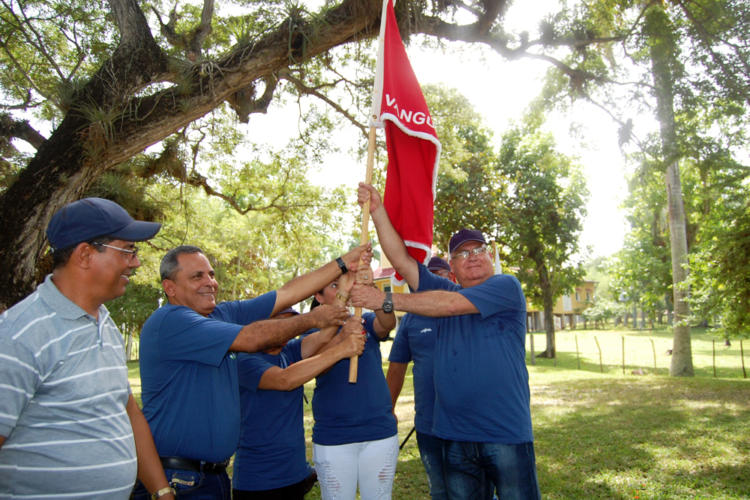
left=351, top=284, right=478, bottom=318
left=230, top=307, right=346, bottom=353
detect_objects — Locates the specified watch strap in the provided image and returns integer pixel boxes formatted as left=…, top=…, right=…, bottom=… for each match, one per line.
left=151, top=486, right=175, bottom=499
left=336, top=256, right=348, bottom=274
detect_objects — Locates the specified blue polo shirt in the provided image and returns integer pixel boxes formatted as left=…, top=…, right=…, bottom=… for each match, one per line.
left=139, top=292, right=276, bottom=462
left=309, top=313, right=397, bottom=445
left=388, top=313, right=438, bottom=434
left=233, top=339, right=309, bottom=491
left=417, top=264, right=533, bottom=444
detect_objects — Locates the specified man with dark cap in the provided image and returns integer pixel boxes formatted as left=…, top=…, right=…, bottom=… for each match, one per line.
left=0, top=198, right=175, bottom=499
left=386, top=256, right=454, bottom=499
left=353, top=184, right=540, bottom=500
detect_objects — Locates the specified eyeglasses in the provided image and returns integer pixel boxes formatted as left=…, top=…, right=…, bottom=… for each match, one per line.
left=92, top=242, right=139, bottom=261
left=451, top=245, right=488, bottom=261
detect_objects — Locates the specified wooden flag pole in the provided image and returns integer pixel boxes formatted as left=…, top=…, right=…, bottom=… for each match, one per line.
left=349, top=124, right=378, bottom=383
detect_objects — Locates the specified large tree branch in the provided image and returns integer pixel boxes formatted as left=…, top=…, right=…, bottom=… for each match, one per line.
left=0, top=114, right=46, bottom=149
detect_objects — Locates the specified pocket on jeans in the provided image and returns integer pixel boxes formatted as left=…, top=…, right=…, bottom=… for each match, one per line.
left=165, top=468, right=203, bottom=494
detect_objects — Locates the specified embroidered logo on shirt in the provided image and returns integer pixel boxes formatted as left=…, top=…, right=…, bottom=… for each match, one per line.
left=419, top=328, right=433, bottom=334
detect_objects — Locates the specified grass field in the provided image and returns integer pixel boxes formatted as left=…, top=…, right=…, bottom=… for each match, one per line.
left=128, top=327, right=750, bottom=499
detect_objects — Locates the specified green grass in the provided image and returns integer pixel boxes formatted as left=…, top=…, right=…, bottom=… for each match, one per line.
left=128, top=327, right=750, bottom=499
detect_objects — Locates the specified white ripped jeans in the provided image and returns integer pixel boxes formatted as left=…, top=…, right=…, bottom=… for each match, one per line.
left=313, top=434, right=399, bottom=500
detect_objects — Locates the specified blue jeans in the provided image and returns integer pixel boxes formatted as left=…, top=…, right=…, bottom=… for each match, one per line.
left=131, top=468, right=231, bottom=500
left=416, top=432, right=448, bottom=500
left=442, top=440, right=540, bottom=500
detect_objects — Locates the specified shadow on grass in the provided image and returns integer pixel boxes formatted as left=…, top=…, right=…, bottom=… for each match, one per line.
left=532, top=377, right=750, bottom=499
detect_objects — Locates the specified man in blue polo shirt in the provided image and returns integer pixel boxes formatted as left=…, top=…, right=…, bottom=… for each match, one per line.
left=353, top=183, right=540, bottom=500
left=135, top=243, right=371, bottom=499
left=0, top=198, right=174, bottom=500
left=386, top=256, right=454, bottom=500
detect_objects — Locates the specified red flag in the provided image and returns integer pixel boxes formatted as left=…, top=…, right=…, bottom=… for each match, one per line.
left=371, top=0, right=441, bottom=282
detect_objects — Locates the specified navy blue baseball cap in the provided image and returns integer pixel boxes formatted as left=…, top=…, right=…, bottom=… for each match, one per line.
left=46, top=197, right=161, bottom=251
left=448, top=228, right=487, bottom=254
left=276, top=307, right=299, bottom=316
left=427, top=256, right=451, bottom=272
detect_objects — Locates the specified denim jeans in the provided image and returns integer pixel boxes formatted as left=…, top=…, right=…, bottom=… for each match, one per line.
left=442, top=440, right=540, bottom=500
left=131, top=467, right=232, bottom=500
left=416, top=432, right=448, bottom=500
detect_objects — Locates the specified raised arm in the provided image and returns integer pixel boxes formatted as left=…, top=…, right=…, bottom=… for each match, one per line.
left=350, top=286, right=478, bottom=318
left=358, top=183, right=420, bottom=289
left=230, top=304, right=348, bottom=353
left=257, top=318, right=366, bottom=391
left=373, top=308, right=396, bottom=339
left=273, top=243, right=372, bottom=315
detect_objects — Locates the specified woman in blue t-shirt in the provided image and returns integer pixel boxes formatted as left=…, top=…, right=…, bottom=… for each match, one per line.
left=310, top=276, right=398, bottom=500
left=233, top=308, right=366, bottom=499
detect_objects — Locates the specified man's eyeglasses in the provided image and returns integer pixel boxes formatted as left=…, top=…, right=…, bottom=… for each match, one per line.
left=92, top=242, right=139, bottom=261
left=451, top=245, right=488, bottom=260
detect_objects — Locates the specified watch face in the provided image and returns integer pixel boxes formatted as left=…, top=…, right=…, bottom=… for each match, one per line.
left=383, top=302, right=393, bottom=313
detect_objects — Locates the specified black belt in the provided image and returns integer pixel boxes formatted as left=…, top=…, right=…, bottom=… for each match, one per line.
left=160, top=456, right=229, bottom=474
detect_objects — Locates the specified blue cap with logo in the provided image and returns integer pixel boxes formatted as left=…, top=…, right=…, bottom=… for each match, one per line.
left=46, top=197, right=161, bottom=251
left=448, top=228, right=487, bottom=254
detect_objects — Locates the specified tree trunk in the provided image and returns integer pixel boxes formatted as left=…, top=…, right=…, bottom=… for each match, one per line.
left=538, top=264, right=556, bottom=358
left=646, top=4, right=694, bottom=376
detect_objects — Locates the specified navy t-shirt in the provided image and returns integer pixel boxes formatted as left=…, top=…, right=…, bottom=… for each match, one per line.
left=140, top=292, right=276, bottom=462
left=233, top=338, right=310, bottom=491
left=417, top=264, right=533, bottom=444
left=387, top=313, right=439, bottom=434
left=310, top=313, right=397, bottom=445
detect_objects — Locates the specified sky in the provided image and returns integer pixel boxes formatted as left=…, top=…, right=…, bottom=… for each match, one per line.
left=288, top=1, right=632, bottom=260
left=225, top=0, right=632, bottom=260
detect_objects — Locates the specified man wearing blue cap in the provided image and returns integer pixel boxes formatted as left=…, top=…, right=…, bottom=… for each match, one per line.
left=0, top=198, right=175, bottom=499
left=386, top=256, right=454, bottom=499
left=353, top=184, right=540, bottom=500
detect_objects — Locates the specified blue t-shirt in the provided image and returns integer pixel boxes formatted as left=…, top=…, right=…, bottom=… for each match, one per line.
left=417, top=264, right=533, bottom=444
left=310, top=313, right=397, bottom=445
left=388, top=313, right=438, bottom=435
left=233, top=338, right=309, bottom=491
left=140, top=292, right=276, bottom=462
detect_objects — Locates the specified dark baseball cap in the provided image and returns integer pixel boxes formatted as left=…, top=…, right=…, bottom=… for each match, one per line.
left=427, top=256, right=451, bottom=272
left=46, top=197, right=161, bottom=251
left=276, top=307, right=299, bottom=316
left=448, top=228, right=487, bottom=254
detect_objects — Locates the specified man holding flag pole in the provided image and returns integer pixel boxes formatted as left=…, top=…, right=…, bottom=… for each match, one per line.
left=351, top=0, right=539, bottom=497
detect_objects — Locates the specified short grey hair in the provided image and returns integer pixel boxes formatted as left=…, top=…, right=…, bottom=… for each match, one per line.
left=160, top=245, right=204, bottom=281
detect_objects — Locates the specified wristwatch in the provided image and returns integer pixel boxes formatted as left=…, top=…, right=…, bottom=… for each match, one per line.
left=336, top=256, right=348, bottom=274
left=151, top=486, right=175, bottom=499
left=382, top=291, right=394, bottom=313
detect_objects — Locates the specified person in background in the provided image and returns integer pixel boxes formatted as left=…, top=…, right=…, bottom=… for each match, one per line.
left=232, top=298, right=366, bottom=499
left=386, top=256, right=454, bottom=500
left=134, top=244, right=370, bottom=499
left=0, top=198, right=174, bottom=500
left=352, top=183, right=540, bottom=500
left=308, top=272, right=398, bottom=500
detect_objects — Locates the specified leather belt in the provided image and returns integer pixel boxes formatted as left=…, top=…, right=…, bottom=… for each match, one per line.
left=160, top=456, right=229, bottom=474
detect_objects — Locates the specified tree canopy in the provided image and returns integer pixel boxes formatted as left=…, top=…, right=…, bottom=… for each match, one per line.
left=0, top=0, right=654, bottom=309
